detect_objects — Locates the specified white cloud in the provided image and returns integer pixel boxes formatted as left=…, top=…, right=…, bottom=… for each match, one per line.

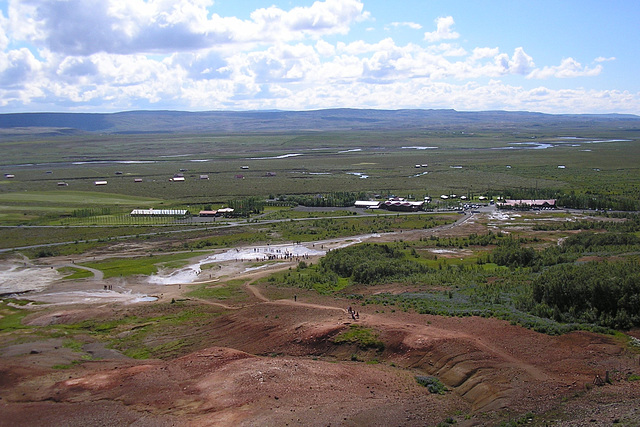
left=504, top=47, right=535, bottom=75
left=240, top=43, right=320, bottom=83
left=0, top=11, right=9, bottom=51
left=424, top=16, right=459, bottom=43
left=0, top=48, right=41, bottom=86
left=427, top=43, right=467, bottom=57
left=0, top=2, right=629, bottom=114
left=594, top=56, right=615, bottom=63
left=388, top=21, right=422, bottom=30
left=489, top=47, right=535, bottom=76
left=337, top=37, right=397, bottom=55
left=528, top=57, right=602, bottom=79
left=168, top=50, right=231, bottom=80
left=470, top=47, right=500, bottom=62
left=315, top=39, right=335, bottom=57
left=277, top=0, right=368, bottom=35
left=8, top=0, right=368, bottom=55
left=220, top=78, right=640, bottom=115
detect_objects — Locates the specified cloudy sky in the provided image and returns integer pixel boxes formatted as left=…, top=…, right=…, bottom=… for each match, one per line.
left=1, top=0, right=639, bottom=114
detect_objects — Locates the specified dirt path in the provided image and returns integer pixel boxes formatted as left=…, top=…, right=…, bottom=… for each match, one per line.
left=191, top=298, right=243, bottom=310
left=267, top=298, right=347, bottom=312
left=238, top=264, right=552, bottom=387
left=244, top=282, right=269, bottom=302
left=241, top=274, right=555, bottom=389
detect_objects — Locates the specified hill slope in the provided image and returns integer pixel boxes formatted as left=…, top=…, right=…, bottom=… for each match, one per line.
left=1, top=109, right=639, bottom=134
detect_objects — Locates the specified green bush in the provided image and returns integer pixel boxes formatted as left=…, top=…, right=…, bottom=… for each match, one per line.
left=321, top=243, right=428, bottom=285
left=415, top=375, right=447, bottom=394
left=532, top=261, right=640, bottom=329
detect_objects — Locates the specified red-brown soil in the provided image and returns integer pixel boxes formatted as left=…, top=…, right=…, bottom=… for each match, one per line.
left=2, top=288, right=639, bottom=426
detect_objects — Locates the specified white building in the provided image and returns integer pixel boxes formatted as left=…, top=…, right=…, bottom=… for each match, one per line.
left=130, top=208, right=189, bottom=217
left=354, top=201, right=382, bottom=209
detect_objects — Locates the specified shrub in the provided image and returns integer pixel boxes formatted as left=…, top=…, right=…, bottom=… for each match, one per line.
left=415, top=375, right=447, bottom=394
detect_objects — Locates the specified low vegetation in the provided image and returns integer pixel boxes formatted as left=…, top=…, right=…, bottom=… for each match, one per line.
left=415, top=375, right=448, bottom=394
left=0, top=300, right=31, bottom=331
left=82, top=252, right=199, bottom=279
left=332, top=325, right=385, bottom=351
left=266, top=213, right=640, bottom=334
left=3, top=126, right=640, bottom=342
left=186, top=281, right=247, bottom=303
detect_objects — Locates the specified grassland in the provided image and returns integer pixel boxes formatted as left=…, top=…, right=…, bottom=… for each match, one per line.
left=1, top=113, right=639, bottom=427
left=1, top=120, right=639, bottom=328
left=1, top=123, right=637, bottom=258
left=81, top=252, right=201, bottom=279
left=2, top=129, right=639, bottom=207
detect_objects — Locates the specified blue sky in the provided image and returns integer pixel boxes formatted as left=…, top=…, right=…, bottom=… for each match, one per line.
left=1, top=0, right=639, bottom=114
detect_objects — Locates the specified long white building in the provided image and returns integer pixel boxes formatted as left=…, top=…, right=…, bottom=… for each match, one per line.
left=130, top=208, right=189, bottom=216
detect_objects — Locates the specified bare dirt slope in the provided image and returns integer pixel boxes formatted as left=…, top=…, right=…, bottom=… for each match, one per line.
left=2, top=286, right=639, bottom=426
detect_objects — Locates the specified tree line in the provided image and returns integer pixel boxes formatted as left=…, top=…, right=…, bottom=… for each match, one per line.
left=487, top=187, right=640, bottom=211
left=277, top=192, right=368, bottom=207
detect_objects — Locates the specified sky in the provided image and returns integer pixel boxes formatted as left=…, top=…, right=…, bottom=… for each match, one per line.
left=1, top=0, right=639, bottom=114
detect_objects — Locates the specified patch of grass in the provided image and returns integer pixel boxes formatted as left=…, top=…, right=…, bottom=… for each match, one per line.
left=2, top=298, right=32, bottom=306
left=148, top=339, right=194, bottom=359
left=188, top=231, right=270, bottom=250
left=102, top=305, right=224, bottom=360
left=0, top=191, right=161, bottom=206
left=261, top=208, right=355, bottom=220
left=82, top=252, right=197, bottom=278
left=123, top=347, right=152, bottom=359
left=62, top=339, right=85, bottom=352
left=52, top=364, right=72, bottom=370
left=0, top=301, right=30, bottom=331
left=332, top=325, right=385, bottom=351
left=628, top=374, right=640, bottom=381
left=58, top=266, right=94, bottom=280
left=186, top=283, right=246, bottom=301
left=0, top=224, right=185, bottom=250
left=496, top=412, right=535, bottom=426
left=51, top=359, right=90, bottom=370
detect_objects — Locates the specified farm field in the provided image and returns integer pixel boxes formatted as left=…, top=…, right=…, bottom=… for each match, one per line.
left=1, top=111, right=639, bottom=426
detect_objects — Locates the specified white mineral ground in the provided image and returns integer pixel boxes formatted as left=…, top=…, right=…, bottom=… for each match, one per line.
left=0, top=234, right=379, bottom=305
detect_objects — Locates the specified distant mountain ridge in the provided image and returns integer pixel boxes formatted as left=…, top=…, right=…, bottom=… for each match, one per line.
left=1, top=109, right=639, bottom=134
